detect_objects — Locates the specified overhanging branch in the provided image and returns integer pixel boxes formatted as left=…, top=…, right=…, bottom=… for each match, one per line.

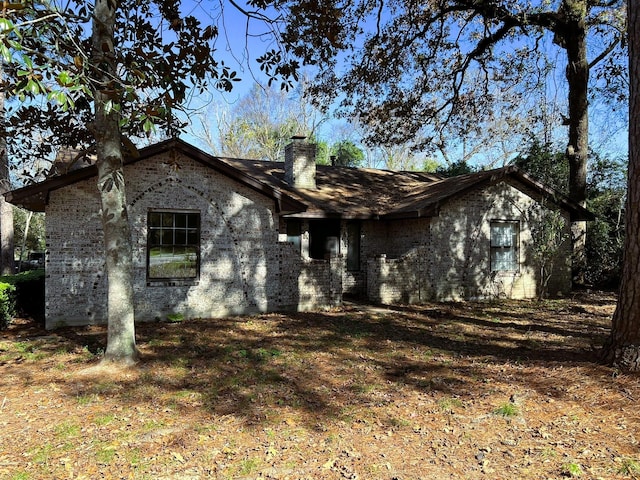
left=589, top=36, right=621, bottom=68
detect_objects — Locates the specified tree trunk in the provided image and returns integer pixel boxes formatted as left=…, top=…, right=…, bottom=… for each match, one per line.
left=18, top=210, right=32, bottom=273
left=562, top=0, right=589, bottom=284
left=601, top=0, right=640, bottom=370
left=92, top=0, right=138, bottom=365
left=0, top=64, right=15, bottom=276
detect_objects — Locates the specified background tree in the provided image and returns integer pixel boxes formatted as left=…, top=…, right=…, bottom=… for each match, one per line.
left=329, top=140, right=364, bottom=167
left=197, top=80, right=327, bottom=161
left=527, top=205, right=572, bottom=300
left=435, top=160, right=478, bottom=178
left=13, top=208, right=45, bottom=270
left=602, top=0, right=640, bottom=370
left=514, top=140, right=627, bottom=287
left=584, top=153, right=627, bottom=286
left=513, top=140, right=570, bottom=194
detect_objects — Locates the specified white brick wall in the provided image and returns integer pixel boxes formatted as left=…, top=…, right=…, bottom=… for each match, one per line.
left=45, top=152, right=340, bottom=328
left=44, top=155, right=572, bottom=327
left=366, top=181, right=572, bottom=303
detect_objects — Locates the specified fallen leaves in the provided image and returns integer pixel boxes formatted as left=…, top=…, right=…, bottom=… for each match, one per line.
left=0, top=293, right=639, bottom=478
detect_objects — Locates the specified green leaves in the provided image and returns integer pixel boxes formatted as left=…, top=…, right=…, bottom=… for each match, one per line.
left=0, top=17, right=17, bottom=36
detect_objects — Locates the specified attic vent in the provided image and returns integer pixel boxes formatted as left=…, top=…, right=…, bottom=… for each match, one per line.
left=284, top=135, right=316, bottom=189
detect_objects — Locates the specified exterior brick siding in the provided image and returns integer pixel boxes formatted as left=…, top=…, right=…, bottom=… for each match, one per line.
left=44, top=152, right=341, bottom=328
left=366, top=181, right=572, bottom=304
left=42, top=149, right=573, bottom=328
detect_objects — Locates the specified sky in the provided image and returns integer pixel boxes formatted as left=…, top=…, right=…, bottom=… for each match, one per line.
left=174, top=0, right=629, bottom=169
left=5, top=0, right=627, bottom=172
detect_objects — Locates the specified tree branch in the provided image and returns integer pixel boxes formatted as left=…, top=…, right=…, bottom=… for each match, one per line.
left=589, top=35, right=621, bottom=68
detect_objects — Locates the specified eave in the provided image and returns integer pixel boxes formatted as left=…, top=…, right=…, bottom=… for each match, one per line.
left=5, top=138, right=308, bottom=215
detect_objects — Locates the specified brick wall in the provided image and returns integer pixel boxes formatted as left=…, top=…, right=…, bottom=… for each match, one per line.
left=427, top=181, right=571, bottom=300
left=44, top=155, right=573, bottom=327
left=44, top=151, right=341, bottom=328
left=365, top=181, right=572, bottom=304
left=366, top=248, right=431, bottom=304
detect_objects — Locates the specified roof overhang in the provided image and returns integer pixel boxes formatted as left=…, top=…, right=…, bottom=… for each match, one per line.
left=5, top=138, right=308, bottom=215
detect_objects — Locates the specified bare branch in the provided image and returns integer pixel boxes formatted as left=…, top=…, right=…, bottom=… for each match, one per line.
left=589, top=36, right=621, bottom=68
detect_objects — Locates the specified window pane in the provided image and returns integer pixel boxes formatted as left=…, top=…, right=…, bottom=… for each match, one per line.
left=490, top=221, right=518, bottom=271
left=492, top=249, right=515, bottom=271
left=162, top=213, right=174, bottom=227
left=148, top=211, right=200, bottom=279
left=175, top=229, right=186, bottom=245
left=149, top=246, right=197, bottom=279
left=175, top=214, right=187, bottom=228
left=161, top=229, right=173, bottom=245
left=187, top=229, right=198, bottom=245
left=187, top=213, right=199, bottom=228
left=286, top=220, right=301, bottom=253
left=149, top=212, right=161, bottom=227
left=148, top=229, right=161, bottom=245
left=491, top=224, right=513, bottom=247
left=347, top=223, right=361, bottom=271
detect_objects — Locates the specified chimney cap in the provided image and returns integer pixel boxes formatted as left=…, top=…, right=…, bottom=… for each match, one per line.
left=291, top=134, right=307, bottom=141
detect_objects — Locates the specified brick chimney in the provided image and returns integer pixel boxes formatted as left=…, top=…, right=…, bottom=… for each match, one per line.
left=284, top=135, right=316, bottom=189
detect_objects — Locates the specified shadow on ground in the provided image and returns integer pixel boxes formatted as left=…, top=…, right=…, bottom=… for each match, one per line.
left=1, top=294, right=618, bottom=430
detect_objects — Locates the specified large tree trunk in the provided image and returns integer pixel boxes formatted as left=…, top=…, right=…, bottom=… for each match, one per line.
left=563, top=0, right=589, bottom=284
left=0, top=65, right=15, bottom=276
left=92, top=0, right=138, bottom=365
left=601, top=0, right=640, bottom=370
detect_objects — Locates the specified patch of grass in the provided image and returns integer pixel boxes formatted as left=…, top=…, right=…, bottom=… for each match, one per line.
left=127, top=447, right=143, bottom=467
left=352, top=383, right=376, bottom=394
left=254, top=347, right=282, bottom=362
left=29, top=443, right=55, bottom=464
left=55, top=420, right=81, bottom=438
left=76, top=394, right=96, bottom=406
left=95, top=446, right=117, bottom=464
left=422, top=349, right=435, bottom=361
left=561, top=461, right=583, bottom=477
left=143, top=420, right=165, bottom=431
left=541, top=447, right=557, bottom=459
left=438, top=397, right=464, bottom=412
left=166, top=313, right=184, bottom=323
left=93, top=413, right=116, bottom=426
left=94, top=381, right=118, bottom=394
left=170, top=356, right=190, bottom=371
left=493, top=402, right=519, bottom=417
left=618, top=457, right=640, bottom=475
left=388, top=416, right=410, bottom=428
left=238, top=457, right=261, bottom=475
left=12, top=341, right=47, bottom=361
left=173, top=389, right=197, bottom=399
left=9, top=473, right=30, bottom=480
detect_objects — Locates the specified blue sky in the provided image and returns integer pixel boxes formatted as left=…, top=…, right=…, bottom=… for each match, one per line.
left=175, top=0, right=628, bottom=168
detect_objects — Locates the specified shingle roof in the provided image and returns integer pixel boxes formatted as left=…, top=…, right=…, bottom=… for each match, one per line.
left=5, top=138, right=593, bottom=221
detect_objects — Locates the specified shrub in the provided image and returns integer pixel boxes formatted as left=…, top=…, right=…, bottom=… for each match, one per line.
left=0, top=282, right=16, bottom=330
left=0, top=269, right=45, bottom=325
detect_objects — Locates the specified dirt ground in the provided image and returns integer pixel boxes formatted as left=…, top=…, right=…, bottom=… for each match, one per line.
left=1, top=292, right=639, bottom=480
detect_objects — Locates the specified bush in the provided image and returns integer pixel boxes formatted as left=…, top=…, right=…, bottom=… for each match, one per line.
left=0, top=282, right=16, bottom=330
left=0, top=269, right=45, bottom=325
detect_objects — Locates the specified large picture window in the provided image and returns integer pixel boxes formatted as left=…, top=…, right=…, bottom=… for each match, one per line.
left=490, top=221, right=519, bottom=272
left=147, top=211, right=200, bottom=280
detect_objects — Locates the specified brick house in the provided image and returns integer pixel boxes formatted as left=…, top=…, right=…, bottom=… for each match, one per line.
left=6, top=137, right=592, bottom=328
